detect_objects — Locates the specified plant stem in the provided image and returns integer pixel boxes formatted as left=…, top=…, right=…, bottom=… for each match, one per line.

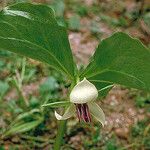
left=53, top=120, right=67, bottom=150
left=53, top=80, right=76, bottom=150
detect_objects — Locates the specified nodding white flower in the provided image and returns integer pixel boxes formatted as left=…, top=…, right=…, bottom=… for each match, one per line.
left=55, top=78, right=105, bottom=126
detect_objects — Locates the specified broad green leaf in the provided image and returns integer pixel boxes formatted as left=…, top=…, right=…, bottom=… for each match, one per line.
left=0, top=3, right=76, bottom=79
left=81, top=32, right=150, bottom=91
left=42, top=101, right=70, bottom=108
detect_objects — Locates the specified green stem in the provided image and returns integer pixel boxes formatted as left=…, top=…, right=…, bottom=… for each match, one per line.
left=53, top=79, right=77, bottom=150
left=53, top=120, right=67, bottom=150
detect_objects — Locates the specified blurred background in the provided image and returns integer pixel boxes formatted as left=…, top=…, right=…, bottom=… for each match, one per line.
left=0, top=0, right=150, bottom=149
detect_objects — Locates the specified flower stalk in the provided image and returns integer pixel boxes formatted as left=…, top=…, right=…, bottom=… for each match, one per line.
left=53, top=120, right=67, bottom=150
left=53, top=80, right=76, bottom=150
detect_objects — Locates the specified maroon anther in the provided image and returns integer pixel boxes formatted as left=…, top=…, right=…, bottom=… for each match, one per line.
left=75, top=103, right=91, bottom=123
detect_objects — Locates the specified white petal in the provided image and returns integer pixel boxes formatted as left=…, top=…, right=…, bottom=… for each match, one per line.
left=70, top=78, right=98, bottom=104
left=55, top=104, right=75, bottom=120
left=88, top=102, right=105, bottom=126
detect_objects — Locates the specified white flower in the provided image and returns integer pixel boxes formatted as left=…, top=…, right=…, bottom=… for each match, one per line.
left=55, top=78, right=105, bottom=126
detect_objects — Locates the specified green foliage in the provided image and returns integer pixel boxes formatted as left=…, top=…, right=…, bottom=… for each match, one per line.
left=0, top=3, right=76, bottom=80
left=143, top=12, right=150, bottom=28
left=105, top=139, right=118, bottom=150
left=50, top=0, right=66, bottom=26
left=100, top=14, right=120, bottom=26
left=39, top=76, right=61, bottom=105
left=81, top=32, right=150, bottom=92
left=39, top=76, right=59, bottom=94
left=0, top=3, right=149, bottom=94
left=75, top=5, right=88, bottom=17
left=131, top=119, right=150, bottom=149
left=143, top=137, right=150, bottom=149
left=100, top=14, right=129, bottom=27
left=131, top=119, right=147, bottom=137
left=135, top=94, right=150, bottom=108
left=3, top=108, right=43, bottom=137
left=50, top=0, right=65, bottom=18
left=89, top=21, right=103, bottom=40
left=3, top=119, right=43, bottom=137
left=0, top=49, right=11, bottom=57
left=6, top=99, right=23, bottom=114
left=67, top=0, right=88, bottom=17
left=0, top=80, right=9, bottom=99
left=68, top=15, right=80, bottom=31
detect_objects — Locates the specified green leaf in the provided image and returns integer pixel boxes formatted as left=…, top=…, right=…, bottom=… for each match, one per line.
left=3, top=109, right=43, bottom=137
left=42, top=101, right=70, bottom=108
left=97, top=83, right=114, bottom=98
left=3, top=119, right=43, bottom=137
left=9, top=109, right=41, bottom=127
left=14, top=109, right=41, bottom=121
left=0, top=3, right=76, bottom=79
left=81, top=32, right=150, bottom=91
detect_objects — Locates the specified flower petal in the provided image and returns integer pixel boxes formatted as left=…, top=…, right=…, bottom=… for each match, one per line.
left=55, top=104, right=75, bottom=120
left=70, top=78, right=98, bottom=104
left=88, top=102, right=105, bottom=126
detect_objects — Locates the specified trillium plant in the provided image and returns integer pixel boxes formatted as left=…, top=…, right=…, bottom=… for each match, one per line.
left=0, top=3, right=150, bottom=149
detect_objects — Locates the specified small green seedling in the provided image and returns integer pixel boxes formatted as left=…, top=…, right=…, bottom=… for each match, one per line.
left=0, top=3, right=150, bottom=149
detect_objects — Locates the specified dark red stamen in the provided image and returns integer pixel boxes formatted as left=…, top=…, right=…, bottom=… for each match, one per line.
left=75, top=104, right=82, bottom=122
left=85, top=103, right=91, bottom=122
left=75, top=103, right=91, bottom=123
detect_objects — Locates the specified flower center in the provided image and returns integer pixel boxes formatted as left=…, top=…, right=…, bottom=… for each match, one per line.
left=75, top=103, right=91, bottom=123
